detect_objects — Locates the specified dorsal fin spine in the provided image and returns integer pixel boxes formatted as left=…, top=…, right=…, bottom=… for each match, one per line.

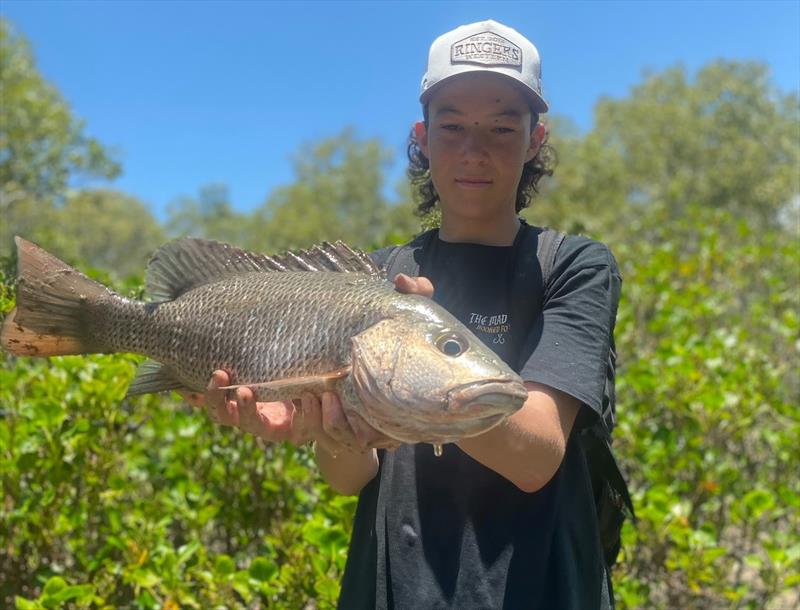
left=144, top=238, right=381, bottom=301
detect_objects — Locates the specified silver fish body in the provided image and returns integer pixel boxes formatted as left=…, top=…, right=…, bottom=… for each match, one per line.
left=2, top=237, right=528, bottom=444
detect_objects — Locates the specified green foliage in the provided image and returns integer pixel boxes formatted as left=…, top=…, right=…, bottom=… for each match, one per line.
left=535, top=61, right=800, bottom=236
left=1, top=189, right=165, bottom=280
left=0, top=20, right=121, bottom=199
left=610, top=207, right=799, bottom=609
left=29, top=190, right=164, bottom=278
left=0, top=19, right=164, bottom=277
left=166, top=184, right=252, bottom=247
left=0, top=20, right=120, bottom=242
left=163, top=132, right=422, bottom=254
left=251, top=128, right=419, bottom=251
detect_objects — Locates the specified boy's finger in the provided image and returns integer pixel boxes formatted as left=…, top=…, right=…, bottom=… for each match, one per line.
left=320, top=392, right=360, bottom=451
left=235, top=387, right=261, bottom=435
left=299, top=394, right=343, bottom=456
left=209, top=369, right=230, bottom=388
left=346, top=411, right=383, bottom=449
left=223, top=397, right=240, bottom=426
left=393, top=273, right=434, bottom=298
left=301, top=393, right=323, bottom=433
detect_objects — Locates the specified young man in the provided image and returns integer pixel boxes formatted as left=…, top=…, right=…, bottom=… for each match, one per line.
left=199, top=20, right=620, bottom=609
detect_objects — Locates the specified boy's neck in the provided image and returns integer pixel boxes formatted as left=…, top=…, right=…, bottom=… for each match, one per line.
left=438, top=211, right=521, bottom=246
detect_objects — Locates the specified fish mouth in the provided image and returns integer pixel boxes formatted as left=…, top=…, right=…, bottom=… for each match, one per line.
left=445, top=379, right=528, bottom=416
left=353, top=378, right=527, bottom=445
left=371, top=409, right=511, bottom=445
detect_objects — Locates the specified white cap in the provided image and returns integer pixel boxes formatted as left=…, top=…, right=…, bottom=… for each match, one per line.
left=420, top=19, right=548, bottom=113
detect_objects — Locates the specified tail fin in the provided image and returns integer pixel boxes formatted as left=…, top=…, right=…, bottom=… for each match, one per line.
left=1, top=237, right=113, bottom=357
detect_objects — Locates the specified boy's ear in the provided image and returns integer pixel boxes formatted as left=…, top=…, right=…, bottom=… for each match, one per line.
left=414, top=121, right=429, bottom=157
left=525, top=122, right=546, bottom=163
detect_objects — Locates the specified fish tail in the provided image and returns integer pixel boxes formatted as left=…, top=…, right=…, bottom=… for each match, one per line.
left=1, top=237, right=116, bottom=357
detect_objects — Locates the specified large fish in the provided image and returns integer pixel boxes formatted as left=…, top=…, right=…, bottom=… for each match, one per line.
left=1, top=237, right=527, bottom=444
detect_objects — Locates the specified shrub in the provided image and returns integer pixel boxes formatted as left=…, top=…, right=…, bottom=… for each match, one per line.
left=612, top=207, right=799, bottom=609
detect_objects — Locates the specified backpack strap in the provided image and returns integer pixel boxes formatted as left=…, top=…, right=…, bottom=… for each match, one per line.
left=537, top=228, right=567, bottom=290
left=379, top=229, right=436, bottom=280
left=510, top=224, right=560, bottom=367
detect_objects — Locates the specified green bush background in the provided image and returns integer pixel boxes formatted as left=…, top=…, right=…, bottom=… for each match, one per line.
left=2, top=17, right=799, bottom=609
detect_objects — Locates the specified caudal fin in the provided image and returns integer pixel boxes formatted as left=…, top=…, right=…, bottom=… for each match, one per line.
left=1, top=237, right=113, bottom=357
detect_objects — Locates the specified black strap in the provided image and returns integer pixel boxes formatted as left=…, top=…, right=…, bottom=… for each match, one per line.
left=510, top=224, right=562, bottom=368
left=537, top=228, right=567, bottom=291
left=374, top=454, right=393, bottom=610
left=381, top=230, right=435, bottom=280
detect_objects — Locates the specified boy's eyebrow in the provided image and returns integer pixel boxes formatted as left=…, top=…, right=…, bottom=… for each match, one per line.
left=433, top=105, right=463, bottom=117
left=432, top=106, right=526, bottom=120
left=490, top=108, right=524, bottom=120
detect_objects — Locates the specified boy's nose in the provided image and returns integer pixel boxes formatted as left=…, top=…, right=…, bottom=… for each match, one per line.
left=460, top=131, right=489, bottom=163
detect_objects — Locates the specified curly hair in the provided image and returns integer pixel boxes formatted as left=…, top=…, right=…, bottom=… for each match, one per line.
left=407, top=106, right=556, bottom=216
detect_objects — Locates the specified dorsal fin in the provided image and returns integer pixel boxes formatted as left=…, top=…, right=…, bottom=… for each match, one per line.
left=145, top=238, right=381, bottom=301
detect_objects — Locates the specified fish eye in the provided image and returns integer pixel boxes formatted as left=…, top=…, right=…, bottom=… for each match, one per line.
left=435, top=333, right=467, bottom=357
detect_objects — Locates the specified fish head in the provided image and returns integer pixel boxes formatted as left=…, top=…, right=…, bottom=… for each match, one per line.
left=350, top=309, right=528, bottom=444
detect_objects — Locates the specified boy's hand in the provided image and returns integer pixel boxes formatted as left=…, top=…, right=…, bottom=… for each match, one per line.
left=188, top=372, right=399, bottom=452
left=186, top=370, right=308, bottom=444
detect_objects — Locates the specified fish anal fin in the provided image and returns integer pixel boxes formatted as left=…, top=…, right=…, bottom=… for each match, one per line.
left=127, top=360, right=185, bottom=396
left=219, top=367, right=351, bottom=402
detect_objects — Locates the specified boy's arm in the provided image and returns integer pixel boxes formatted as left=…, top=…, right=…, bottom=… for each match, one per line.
left=457, top=383, right=580, bottom=492
left=305, top=392, right=380, bottom=496
left=307, top=378, right=579, bottom=495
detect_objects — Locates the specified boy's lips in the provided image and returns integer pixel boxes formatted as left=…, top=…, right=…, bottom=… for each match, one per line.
left=455, top=178, right=493, bottom=188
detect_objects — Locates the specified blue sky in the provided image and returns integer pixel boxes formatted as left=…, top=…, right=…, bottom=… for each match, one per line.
left=3, top=1, right=799, bottom=219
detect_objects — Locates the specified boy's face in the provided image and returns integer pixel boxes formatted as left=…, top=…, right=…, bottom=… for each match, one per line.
left=416, top=72, right=544, bottom=222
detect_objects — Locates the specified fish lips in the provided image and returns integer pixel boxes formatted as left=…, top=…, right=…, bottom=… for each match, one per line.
left=445, top=379, right=528, bottom=419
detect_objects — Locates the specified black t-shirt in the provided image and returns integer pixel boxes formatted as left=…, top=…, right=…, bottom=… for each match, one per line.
left=339, top=226, right=620, bottom=609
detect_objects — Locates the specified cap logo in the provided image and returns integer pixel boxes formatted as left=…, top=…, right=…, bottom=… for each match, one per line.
left=450, top=32, right=522, bottom=69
